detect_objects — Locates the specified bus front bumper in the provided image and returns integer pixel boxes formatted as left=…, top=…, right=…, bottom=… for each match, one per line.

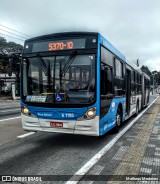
left=21, top=114, right=99, bottom=136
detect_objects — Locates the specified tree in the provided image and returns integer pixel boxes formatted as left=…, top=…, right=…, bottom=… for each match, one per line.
left=141, top=65, right=151, bottom=76
left=151, top=70, right=160, bottom=87
left=0, top=36, right=23, bottom=55
left=0, top=36, right=7, bottom=55
left=0, top=36, right=23, bottom=74
left=141, top=66, right=160, bottom=87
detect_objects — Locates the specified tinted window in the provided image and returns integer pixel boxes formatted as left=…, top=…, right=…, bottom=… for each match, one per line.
left=132, top=71, right=136, bottom=82
left=101, top=63, right=113, bottom=95
left=101, top=46, right=113, bottom=66
left=115, top=59, right=123, bottom=78
left=22, top=54, right=96, bottom=104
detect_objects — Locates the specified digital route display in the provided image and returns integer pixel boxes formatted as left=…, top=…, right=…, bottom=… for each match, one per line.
left=31, top=39, right=86, bottom=52
left=23, top=33, right=98, bottom=54
left=48, top=41, right=74, bottom=51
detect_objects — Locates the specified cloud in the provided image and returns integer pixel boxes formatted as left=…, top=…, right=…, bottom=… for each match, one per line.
left=0, top=0, right=160, bottom=72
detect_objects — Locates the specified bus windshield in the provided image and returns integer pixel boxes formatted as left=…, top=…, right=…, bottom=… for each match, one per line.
left=22, top=54, right=96, bottom=105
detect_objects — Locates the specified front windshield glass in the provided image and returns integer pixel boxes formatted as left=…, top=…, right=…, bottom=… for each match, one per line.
left=22, top=54, right=96, bottom=105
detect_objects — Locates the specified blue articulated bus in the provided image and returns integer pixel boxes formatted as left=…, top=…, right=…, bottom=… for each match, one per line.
left=21, top=32, right=150, bottom=136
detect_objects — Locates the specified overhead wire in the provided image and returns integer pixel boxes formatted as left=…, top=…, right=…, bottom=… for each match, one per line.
left=0, top=28, right=28, bottom=39
left=0, top=32, right=25, bottom=41
left=0, top=24, right=31, bottom=38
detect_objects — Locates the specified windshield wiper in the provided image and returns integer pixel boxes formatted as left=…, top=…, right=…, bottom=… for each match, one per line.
left=37, top=53, right=49, bottom=76
left=60, top=50, right=77, bottom=77
left=37, top=53, right=52, bottom=92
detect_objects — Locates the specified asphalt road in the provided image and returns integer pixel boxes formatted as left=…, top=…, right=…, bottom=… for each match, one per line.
left=0, top=101, right=20, bottom=120
left=0, top=95, right=158, bottom=184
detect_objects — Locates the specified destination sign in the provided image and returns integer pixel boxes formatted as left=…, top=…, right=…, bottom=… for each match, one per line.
left=31, top=39, right=86, bottom=52
left=48, top=41, right=74, bottom=51
left=23, top=34, right=98, bottom=54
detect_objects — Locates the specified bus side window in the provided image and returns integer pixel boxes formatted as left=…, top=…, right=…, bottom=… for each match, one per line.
left=101, top=63, right=113, bottom=95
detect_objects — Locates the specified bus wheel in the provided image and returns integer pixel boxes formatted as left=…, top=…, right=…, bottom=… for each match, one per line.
left=112, top=108, right=122, bottom=133
left=116, top=108, right=122, bottom=127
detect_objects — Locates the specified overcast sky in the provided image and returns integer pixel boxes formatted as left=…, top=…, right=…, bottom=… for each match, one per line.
left=0, top=0, right=159, bottom=72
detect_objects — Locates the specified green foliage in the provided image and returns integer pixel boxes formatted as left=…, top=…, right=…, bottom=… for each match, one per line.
left=141, top=65, right=151, bottom=76
left=0, top=36, right=23, bottom=73
left=0, top=36, right=23, bottom=55
left=141, top=65, right=160, bottom=87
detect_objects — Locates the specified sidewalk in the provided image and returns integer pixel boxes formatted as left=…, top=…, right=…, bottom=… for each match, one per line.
left=80, top=97, right=160, bottom=184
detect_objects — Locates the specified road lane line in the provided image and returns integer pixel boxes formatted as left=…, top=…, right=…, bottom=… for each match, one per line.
left=0, top=105, right=20, bottom=108
left=65, top=96, right=159, bottom=184
left=0, top=106, right=18, bottom=109
left=0, top=116, right=21, bottom=122
left=0, top=109, right=20, bottom=112
left=17, top=132, right=35, bottom=138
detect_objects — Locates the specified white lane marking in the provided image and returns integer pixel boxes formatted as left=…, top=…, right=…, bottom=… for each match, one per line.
left=65, top=96, right=159, bottom=184
left=140, top=168, right=152, bottom=174
left=0, top=108, right=20, bottom=112
left=154, top=152, right=160, bottom=156
left=17, top=132, right=35, bottom=138
left=147, top=144, right=156, bottom=148
left=143, top=157, right=160, bottom=166
left=0, top=105, right=20, bottom=108
left=0, top=106, right=11, bottom=109
left=0, top=116, right=21, bottom=122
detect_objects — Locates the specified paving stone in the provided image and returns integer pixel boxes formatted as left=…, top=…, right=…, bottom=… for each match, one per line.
left=88, top=165, right=105, bottom=175
left=84, top=99, right=160, bottom=184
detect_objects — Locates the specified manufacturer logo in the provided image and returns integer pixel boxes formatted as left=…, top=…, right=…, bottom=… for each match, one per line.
left=112, top=102, right=115, bottom=108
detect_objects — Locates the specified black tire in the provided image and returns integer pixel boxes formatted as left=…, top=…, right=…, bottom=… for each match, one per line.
left=112, top=108, right=122, bottom=134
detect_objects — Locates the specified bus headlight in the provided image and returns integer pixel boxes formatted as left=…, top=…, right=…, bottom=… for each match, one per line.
left=21, top=106, right=37, bottom=118
left=21, top=106, right=29, bottom=116
left=77, top=107, right=96, bottom=120
left=87, top=108, right=96, bottom=119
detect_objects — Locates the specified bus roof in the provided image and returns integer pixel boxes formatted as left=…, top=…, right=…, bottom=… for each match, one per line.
left=25, top=31, right=126, bottom=61
left=25, top=32, right=99, bottom=43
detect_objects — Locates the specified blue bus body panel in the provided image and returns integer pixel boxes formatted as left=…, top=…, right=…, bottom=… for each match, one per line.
left=96, top=34, right=101, bottom=117
left=98, top=34, right=126, bottom=62
left=21, top=101, right=99, bottom=120
left=97, top=33, right=126, bottom=136
left=99, top=97, right=126, bottom=136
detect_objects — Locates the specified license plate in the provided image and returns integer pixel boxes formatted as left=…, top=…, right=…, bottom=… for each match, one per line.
left=50, top=122, right=63, bottom=128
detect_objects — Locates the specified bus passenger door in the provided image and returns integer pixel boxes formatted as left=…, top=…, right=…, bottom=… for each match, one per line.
left=126, top=69, right=131, bottom=115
